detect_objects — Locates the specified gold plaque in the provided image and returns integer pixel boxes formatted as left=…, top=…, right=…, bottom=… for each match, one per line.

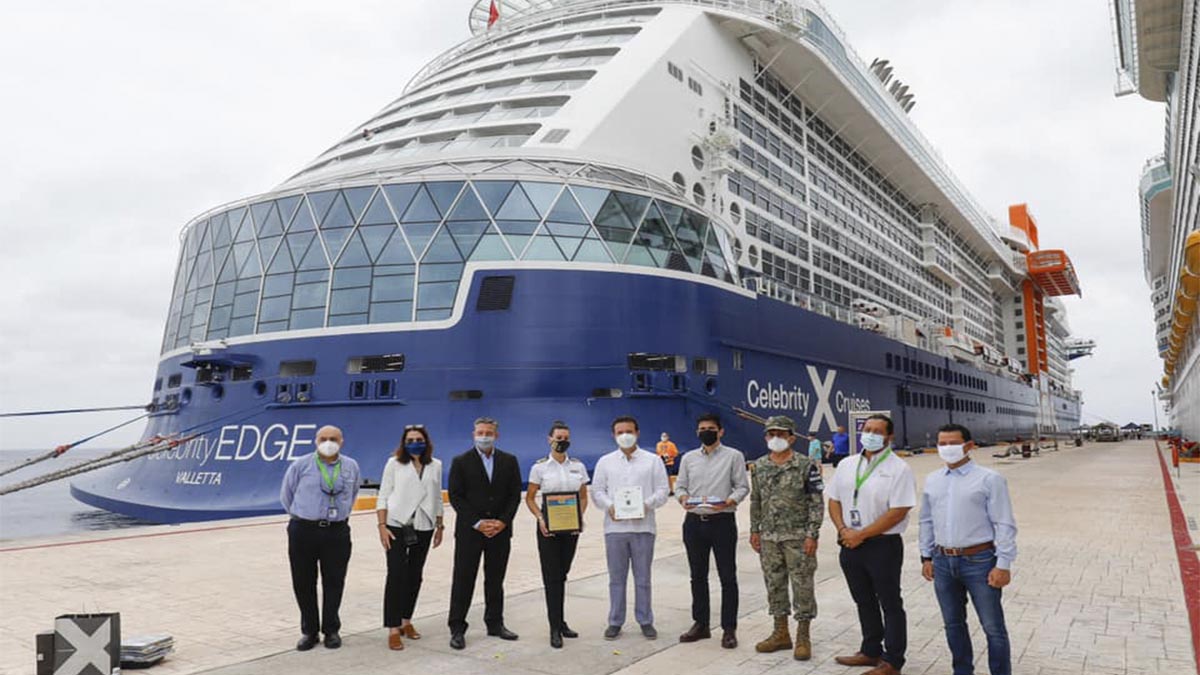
left=543, top=491, right=582, bottom=533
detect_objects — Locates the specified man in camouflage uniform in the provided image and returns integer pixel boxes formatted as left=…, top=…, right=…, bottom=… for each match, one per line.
left=749, top=415, right=825, bottom=660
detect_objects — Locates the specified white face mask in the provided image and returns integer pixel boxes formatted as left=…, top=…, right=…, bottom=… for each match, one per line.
left=474, top=436, right=495, bottom=451
left=767, top=436, right=790, bottom=453
left=616, top=432, right=638, bottom=449
left=317, top=440, right=340, bottom=458
left=860, top=432, right=886, bottom=452
left=938, top=444, right=966, bottom=464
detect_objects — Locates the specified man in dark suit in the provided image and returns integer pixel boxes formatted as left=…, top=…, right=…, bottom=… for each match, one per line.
left=447, top=416, right=523, bottom=649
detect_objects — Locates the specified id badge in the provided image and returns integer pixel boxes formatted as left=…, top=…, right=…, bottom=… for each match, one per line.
left=848, top=509, right=862, bottom=528
left=327, top=507, right=338, bottom=520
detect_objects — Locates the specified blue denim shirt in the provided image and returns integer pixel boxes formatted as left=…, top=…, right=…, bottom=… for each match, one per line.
left=919, top=459, right=1017, bottom=569
left=280, top=452, right=361, bottom=522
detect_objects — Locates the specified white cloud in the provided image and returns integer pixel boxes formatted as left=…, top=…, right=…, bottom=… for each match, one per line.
left=0, top=0, right=1169, bottom=453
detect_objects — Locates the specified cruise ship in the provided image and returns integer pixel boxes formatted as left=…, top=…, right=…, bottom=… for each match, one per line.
left=72, top=0, right=1086, bottom=522
left=1111, top=0, right=1199, bottom=441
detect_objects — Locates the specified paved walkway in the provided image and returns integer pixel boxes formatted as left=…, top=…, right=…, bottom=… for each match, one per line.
left=1, top=440, right=1196, bottom=675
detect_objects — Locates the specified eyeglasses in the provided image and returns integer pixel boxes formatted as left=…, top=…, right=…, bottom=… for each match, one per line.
left=404, top=424, right=425, bottom=431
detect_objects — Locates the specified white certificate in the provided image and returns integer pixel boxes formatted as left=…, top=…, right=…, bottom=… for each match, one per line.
left=613, top=485, right=645, bottom=520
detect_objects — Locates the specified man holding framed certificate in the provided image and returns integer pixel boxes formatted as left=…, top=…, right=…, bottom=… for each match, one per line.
left=590, top=415, right=670, bottom=641
left=524, top=420, right=590, bottom=648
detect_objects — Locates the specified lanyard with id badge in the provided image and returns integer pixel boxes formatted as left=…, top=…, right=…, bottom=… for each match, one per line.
left=848, top=449, right=891, bottom=528
left=316, top=455, right=343, bottom=521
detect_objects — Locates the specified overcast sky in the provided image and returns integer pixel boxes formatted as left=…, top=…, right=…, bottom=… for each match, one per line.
left=0, top=0, right=1168, bottom=451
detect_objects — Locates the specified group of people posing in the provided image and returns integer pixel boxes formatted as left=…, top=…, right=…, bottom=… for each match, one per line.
left=279, top=412, right=1017, bottom=675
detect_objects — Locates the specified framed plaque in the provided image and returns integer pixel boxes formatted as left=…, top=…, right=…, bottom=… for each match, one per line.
left=542, top=491, right=582, bottom=533
left=613, top=485, right=645, bottom=520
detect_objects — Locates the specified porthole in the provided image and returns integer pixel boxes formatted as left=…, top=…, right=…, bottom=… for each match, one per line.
left=729, top=202, right=741, bottom=223
left=180, top=388, right=193, bottom=406
left=211, top=384, right=224, bottom=401
left=692, top=182, right=705, bottom=207
left=691, top=145, right=705, bottom=170
left=748, top=245, right=759, bottom=267
left=733, top=237, right=743, bottom=261
left=252, top=381, right=267, bottom=398
left=672, top=172, right=686, bottom=191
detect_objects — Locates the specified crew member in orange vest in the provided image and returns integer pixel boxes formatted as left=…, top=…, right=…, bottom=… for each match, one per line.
left=657, top=433, right=680, bottom=494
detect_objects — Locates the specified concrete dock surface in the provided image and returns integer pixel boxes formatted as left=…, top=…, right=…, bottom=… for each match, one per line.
left=1, top=438, right=1197, bottom=675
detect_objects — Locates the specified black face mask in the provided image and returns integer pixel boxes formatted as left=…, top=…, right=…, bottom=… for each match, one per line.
left=698, top=429, right=720, bottom=446
left=552, top=439, right=570, bottom=454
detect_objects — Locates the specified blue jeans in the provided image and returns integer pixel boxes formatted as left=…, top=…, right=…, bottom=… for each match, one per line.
left=933, top=549, right=1010, bottom=675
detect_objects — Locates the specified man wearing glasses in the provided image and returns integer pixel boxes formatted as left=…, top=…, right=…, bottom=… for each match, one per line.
left=280, top=425, right=362, bottom=651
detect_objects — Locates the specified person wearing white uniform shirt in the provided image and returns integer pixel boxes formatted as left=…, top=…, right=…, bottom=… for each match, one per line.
left=825, top=414, right=916, bottom=675
left=590, top=415, right=670, bottom=641
left=524, top=420, right=590, bottom=648
left=376, top=424, right=444, bottom=651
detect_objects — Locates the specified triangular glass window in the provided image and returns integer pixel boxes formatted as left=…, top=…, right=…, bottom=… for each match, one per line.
left=469, top=232, right=513, bottom=261
left=284, top=233, right=313, bottom=263
left=446, top=220, right=489, bottom=257
left=554, top=235, right=586, bottom=259
left=426, top=181, right=465, bottom=217
left=495, top=184, right=541, bottom=221
left=288, top=198, right=317, bottom=233
left=472, top=181, right=514, bottom=216
left=494, top=220, right=540, bottom=257
left=276, top=195, right=303, bottom=229
left=383, top=184, right=419, bottom=218
left=257, top=235, right=283, bottom=270
left=337, top=231, right=373, bottom=267
left=229, top=208, right=251, bottom=242
left=307, top=190, right=337, bottom=224
left=520, top=182, right=561, bottom=218
left=545, top=221, right=591, bottom=238
left=573, top=237, right=614, bottom=263
left=358, top=224, right=395, bottom=261
left=616, top=192, right=651, bottom=224
left=400, top=222, right=439, bottom=258
left=212, top=214, right=232, bottom=249
left=547, top=190, right=588, bottom=224
left=235, top=241, right=262, bottom=278
left=296, top=235, right=330, bottom=270
left=446, top=187, right=489, bottom=221
left=256, top=202, right=284, bottom=236
left=215, top=247, right=237, bottom=283
left=267, top=237, right=297, bottom=273
left=376, top=231, right=416, bottom=265
left=401, top=186, right=442, bottom=223
left=421, top=225, right=465, bottom=263
left=359, top=192, right=396, bottom=226
left=320, top=193, right=356, bottom=230
left=571, top=185, right=609, bottom=221
left=344, top=186, right=375, bottom=223
left=522, top=227, right=566, bottom=261
left=250, top=202, right=275, bottom=235
left=319, top=228, right=353, bottom=261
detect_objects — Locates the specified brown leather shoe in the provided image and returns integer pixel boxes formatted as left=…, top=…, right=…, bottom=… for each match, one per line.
left=862, top=662, right=900, bottom=675
left=721, top=629, right=737, bottom=649
left=401, top=623, right=421, bottom=640
left=678, top=622, right=711, bottom=642
left=834, top=653, right=882, bottom=667
left=388, top=632, right=404, bottom=651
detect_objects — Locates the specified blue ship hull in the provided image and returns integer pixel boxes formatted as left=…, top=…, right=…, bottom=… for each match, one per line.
left=71, top=266, right=1079, bottom=522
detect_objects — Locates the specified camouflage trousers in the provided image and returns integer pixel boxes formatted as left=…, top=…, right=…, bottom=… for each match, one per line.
left=759, top=538, right=818, bottom=619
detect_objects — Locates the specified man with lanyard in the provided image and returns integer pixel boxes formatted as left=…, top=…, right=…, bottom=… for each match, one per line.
left=524, top=420, right=590, bottom=648
left=825, top=414, right=915, bottom=675
left=280, top=425, right=362, bottom=651
left=674, top=412, right=750, bottom=648
left=919, top=424, right=1016, bottom=675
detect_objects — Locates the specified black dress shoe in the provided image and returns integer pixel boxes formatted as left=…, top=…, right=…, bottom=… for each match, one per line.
left=450, top=632, right=466, bottom=650
left=550, top=630, right=563, bottom=649
left=323, top=632, right=342, bottom=649
left=721, top=629, right=738, bottom=649
left=679, top=622, right=711, bottom=642
left=296, top=634, right=319, bottom=651
left=560, top=624, right=579, bottom=639
left=487, top=625, right=519, bottom=640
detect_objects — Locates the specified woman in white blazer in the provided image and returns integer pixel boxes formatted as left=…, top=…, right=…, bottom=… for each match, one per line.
left=376, top=424, right=444, bottom=651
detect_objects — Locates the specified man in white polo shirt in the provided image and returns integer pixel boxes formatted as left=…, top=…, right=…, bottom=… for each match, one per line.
left=825, top=414, right=916, bottom=675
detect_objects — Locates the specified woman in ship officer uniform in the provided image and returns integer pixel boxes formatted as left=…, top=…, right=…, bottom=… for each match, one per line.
left=376, top=424, right=444, bottom=651
left=524, top=420, right=589, bottom=648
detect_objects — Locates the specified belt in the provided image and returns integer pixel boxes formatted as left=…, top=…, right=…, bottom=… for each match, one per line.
left=936, top=541, right=994, bottom=557
left=685, top=511, right=735, bottom=522
left=291, top=517, right=349, bottom=529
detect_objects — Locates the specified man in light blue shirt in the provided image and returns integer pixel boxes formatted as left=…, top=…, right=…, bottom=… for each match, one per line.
left=919, top=423, right=1016, bottom=675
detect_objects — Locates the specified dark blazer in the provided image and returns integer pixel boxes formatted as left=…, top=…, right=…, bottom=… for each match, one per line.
left=448, top=447, right=522, bottom=539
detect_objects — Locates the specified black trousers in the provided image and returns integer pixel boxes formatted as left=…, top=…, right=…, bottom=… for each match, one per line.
left=383, top=527, right=434, bottom=627
left=682, top=513, right=739, bottom=629
left=448, top=530, right=511, bottom=634
left=287, top=519, right=352, bottom=637
left=537, top=530, right=580, bottom=630
left=839, top=534, right=906, bottom=669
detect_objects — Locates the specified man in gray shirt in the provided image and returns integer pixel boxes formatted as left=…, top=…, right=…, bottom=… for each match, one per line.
left=674, top=412, right=750, bottom=648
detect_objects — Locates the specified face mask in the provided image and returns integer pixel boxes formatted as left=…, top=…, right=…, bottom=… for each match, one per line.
left=938, top=444, right=966, bottom=464
left=767, top=436, right=790, bottom=453
left=660, top=435, right=668, bottom=442
left=860, top=432, right=885, bottom=452
left=698, top=429, right=720, bottom=446
left=552, top=439, right=570, bottom=454
left=474, top=436, right=495, bottom=451
left=317, top=440, right=340, bottom=458
left=616, top=432, right=637, bottom=449
left=404, top=441, right=426, bottom=456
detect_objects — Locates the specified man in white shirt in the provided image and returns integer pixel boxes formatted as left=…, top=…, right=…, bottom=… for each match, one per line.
left=825, top=414, right=916, bottom=675
left=590, top=415, right=670, bottom=641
